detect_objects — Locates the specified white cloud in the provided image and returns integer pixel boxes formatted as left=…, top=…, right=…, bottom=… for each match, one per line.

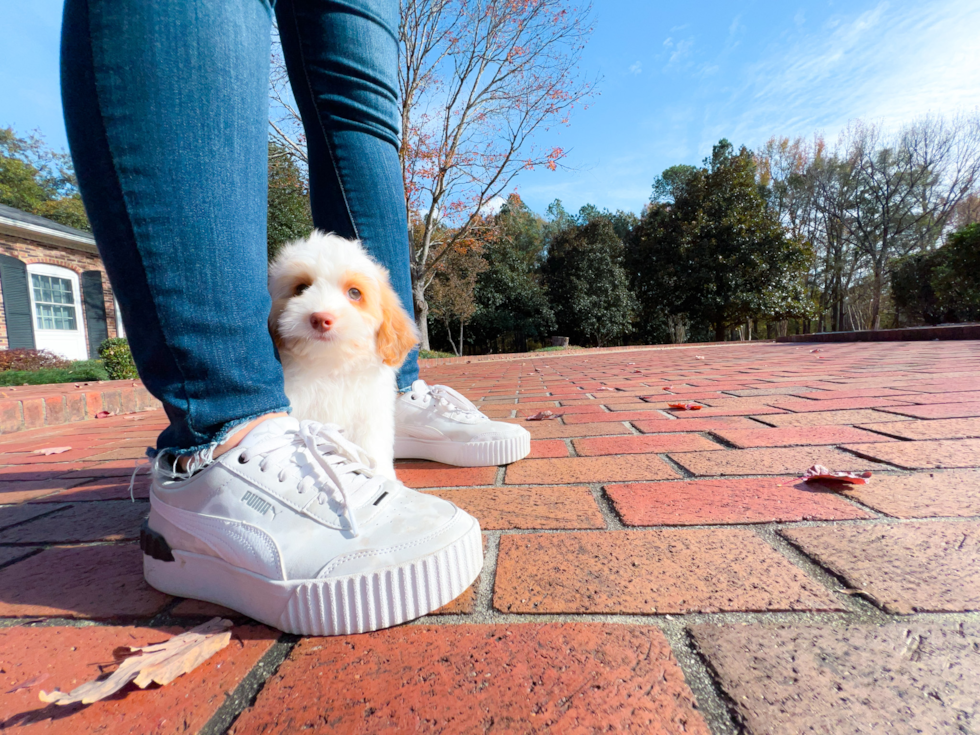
left=628, top=61, right=642, bottom=75
left=708, top=0, right=980, bottom=149
left=479, top=196, right=507, bottom=216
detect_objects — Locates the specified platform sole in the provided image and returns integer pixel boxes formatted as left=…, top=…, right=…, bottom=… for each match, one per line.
left=143, top=515, right=483, bottom=636
left=394, top=432, right=531, bottom=466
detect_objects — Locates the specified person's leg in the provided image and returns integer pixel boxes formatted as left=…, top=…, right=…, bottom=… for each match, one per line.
left=61, top=0, right=289, bottom=457
left=275, top=0, right=419, bottom=391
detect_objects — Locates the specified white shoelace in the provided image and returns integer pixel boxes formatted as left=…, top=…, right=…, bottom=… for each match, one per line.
left=237, top=421, right=383, bottom=536
left=409, top=381, right=486, bottom=422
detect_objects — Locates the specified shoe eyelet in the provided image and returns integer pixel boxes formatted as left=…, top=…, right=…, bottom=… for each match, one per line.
left=238, top=453, right=249, bottom=464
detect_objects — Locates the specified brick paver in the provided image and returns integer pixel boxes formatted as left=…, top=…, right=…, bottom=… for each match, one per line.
left=708, top=425, right=894, bottom=448
left=669, top=446, right=883, bottom=476
left=857, top=416, right=980, bottom=440
left=234, top=624, right=709, bottom=734
left=426, top=485, right=605, bottom=529
left=877, top=399, right=980, bottom=419
left=782, top=521, right=980, bottom=613
left=506, top=454, right=678, bottom=484
left=494, top=529, right=841, bottom=613
left=607, top=477, right=873, bottom=525
left=0, top=624, right=276, bottom=735
left=573, top=433, right=721, bottom=455
left=2, top=339, right=980, bottom=732
left=839, top=469, right=980, bottom=518
left=691, top=623, right=980, bottom=735
left=753, top=408, right=913, bottom=427
left=843, top=438, right=980, bottom=469
left=0, top=544, right=170, bottom=618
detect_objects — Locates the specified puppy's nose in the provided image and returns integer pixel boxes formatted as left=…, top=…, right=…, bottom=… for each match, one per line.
left=309, top=312, right=334, bottom=333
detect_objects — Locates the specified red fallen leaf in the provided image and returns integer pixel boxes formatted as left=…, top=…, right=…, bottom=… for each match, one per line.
left=32, top=447, right=72, bottom=456
left=95, top=411, right=114, bottom=419
left=802, top=465, right=872, bottom=485
left=662, top=387, right=673, bottom=391
left=668, top=403, right=702, bottom=411
left=526, top=410, right=561, bottom=421
left=810, top=348, right=822, bottom=353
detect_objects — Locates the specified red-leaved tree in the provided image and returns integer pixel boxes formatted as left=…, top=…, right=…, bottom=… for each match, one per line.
left=399, top=0, right=594, bottom=348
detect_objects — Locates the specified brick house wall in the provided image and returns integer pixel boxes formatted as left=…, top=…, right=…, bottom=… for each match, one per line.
left=0, top=207, right=121, bottom=353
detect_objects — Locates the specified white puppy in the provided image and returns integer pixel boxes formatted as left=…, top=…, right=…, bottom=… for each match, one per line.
left=268, top=232, right=419, bottom=478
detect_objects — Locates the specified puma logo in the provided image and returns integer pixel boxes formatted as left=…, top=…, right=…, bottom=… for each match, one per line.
left=241, top=490, right=275, bottom=517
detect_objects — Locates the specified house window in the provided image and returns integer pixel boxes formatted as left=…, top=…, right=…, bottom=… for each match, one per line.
left=31, top=273, right=79, bottom=331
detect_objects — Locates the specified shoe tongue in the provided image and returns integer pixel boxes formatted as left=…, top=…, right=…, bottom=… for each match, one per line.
left=411, top=379, right=429, bottom=393
left=237, top=416, right=300, bottom=449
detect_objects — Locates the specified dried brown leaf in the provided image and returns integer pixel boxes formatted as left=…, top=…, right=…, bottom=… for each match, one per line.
left=95, top=411, right=114, bottom=419
left=802, top=464, right=872, bottom=485
left=32, top=447, right=72, bottom=456
left=526, top=410, right=561, bottom=421
left=668, top=403, right=702, bottom=411
left=39, top=618, right=233, bottom=705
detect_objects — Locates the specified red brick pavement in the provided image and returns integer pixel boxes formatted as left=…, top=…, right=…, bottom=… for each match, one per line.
left=2, top=340, right=980, bottom=733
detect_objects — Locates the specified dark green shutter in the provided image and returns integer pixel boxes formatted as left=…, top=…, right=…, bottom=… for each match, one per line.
left=81, top=271, right=109, bottom=359
left=0, top=254, right=36, bottom=349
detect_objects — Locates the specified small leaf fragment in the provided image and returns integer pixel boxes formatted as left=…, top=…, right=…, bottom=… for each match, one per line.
left=668, top=403, right=702, bottom=411
left=6, top=673, right=49, bottom=694
left=95, top=411, right=114, bottom=419
left=527, top=410, right=561, bottom=421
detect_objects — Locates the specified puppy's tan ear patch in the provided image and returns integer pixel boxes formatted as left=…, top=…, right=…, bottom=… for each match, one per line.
left=377, top=284, right=419, bottom=368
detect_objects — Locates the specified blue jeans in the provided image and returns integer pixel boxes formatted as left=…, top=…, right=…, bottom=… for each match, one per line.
left=61, top=0, right=420, bottom=455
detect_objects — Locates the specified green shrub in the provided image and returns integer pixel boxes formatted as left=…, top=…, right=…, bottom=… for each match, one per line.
left=0, top=360, right=109, bottom=386
left=98, top=337, right=139, bottom=380
left=419, top=349, right=456, bottom=359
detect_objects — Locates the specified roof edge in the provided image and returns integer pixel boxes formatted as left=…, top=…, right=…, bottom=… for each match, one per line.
left=0, top=215, right=99, bottom=255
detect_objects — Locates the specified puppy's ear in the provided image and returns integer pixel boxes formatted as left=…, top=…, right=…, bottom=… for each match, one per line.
left=377, top=284, right=420, bottom=368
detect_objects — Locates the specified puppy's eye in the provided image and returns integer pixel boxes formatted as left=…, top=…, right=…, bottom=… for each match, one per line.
left=294, top=283, right=310, bottom=296
left=347, top=287, right=362, bottom=301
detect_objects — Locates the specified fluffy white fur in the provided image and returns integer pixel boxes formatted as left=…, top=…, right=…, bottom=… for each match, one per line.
left=268, top=232, right=418, bottom=478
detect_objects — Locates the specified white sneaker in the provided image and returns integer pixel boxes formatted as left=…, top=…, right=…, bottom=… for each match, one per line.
left=394, top=380, right=531, bottom=466
left=141, top=417, right=482, bottom=635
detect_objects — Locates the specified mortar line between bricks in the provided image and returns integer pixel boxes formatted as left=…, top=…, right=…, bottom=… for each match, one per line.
left=406, top=609, right=980, bottom=628
left=658, top=620, right=741, bottom=735
left=199, top=633, right=299, bottom=735
left=752, top=524, right=892, bottom=621
left=0, top=504, right=73, bottom=533
left=473, top=531, right=500, bottom=618
left=563, top=438, right=578, bottom=457
left=588, top=482, right=625, bottom=530
left=658, top=452, right=696, bottom=479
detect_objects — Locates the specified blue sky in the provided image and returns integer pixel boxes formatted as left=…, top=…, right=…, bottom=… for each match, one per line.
left=3, top=0, right=979, bottom=216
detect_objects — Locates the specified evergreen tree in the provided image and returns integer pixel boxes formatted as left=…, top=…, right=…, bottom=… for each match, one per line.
left=267, top=142, right=313, bottom=261
left=543, top=208, right=637, bottom=347
left=631, top=141, right=812, bottom=341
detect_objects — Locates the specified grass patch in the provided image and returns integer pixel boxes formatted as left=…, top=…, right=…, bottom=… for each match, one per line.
left=419, top=349, right=457, bottom=359
left=0, top=360, right=109, bottom=386
left=533, top=345, right=584, bottom=352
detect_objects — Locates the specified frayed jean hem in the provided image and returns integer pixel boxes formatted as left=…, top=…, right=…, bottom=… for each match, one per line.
left=145, top=405, right=292, bottom=463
